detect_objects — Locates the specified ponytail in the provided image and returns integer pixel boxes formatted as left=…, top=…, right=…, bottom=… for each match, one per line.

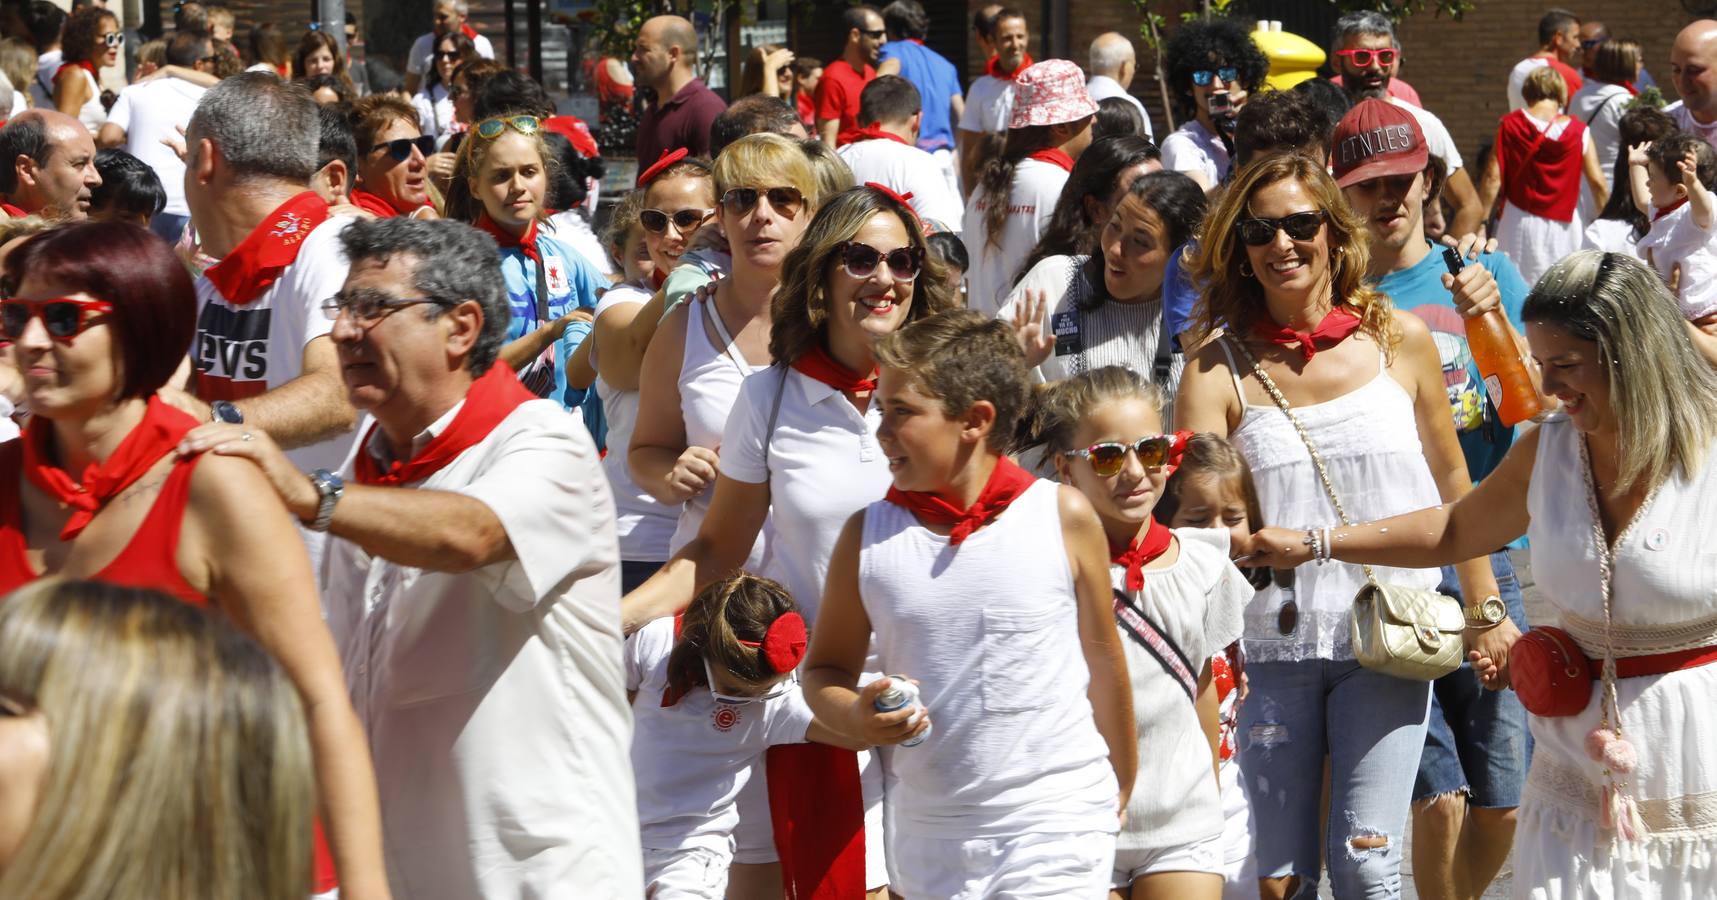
left=978, top=125, right=1055, bottom=252
left=665, top=573, right=799, bottom=699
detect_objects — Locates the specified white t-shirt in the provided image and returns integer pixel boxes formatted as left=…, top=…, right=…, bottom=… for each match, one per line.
left=594, top=282, right=679, bottom=561
left=323, top=398, right=642, bottom=898
left=837, top=136, right=965, bottom=233
left=544, top=209, right=615, bottom=276
left=29, top=50, right=59, bottom=109
left=958, top=75, right=1014, bottom=134
left=107, top=77, right=206, bottom=217
left=1394, top=98, right=1463, bottom=172
left=1639, top=202, right=1717, bottom=320
left=625, top=617, right=813, bottom=852
left=962, top=157, right=1068, bottom=318
left=406, top=30, right=495, bottom=77
left=1507, top=57, right=1551, bottom=111
left=412, top=82, right=457, bottom=140
left=1581, top=217, right=1643, bottom=259
left=192, top=214, right=356, bottom=473
left=1668, top=101, right=1717, bottom=151
left=1160, top=119, right=1228, bottom=187
left=1087, top=75, right=1153, bottom=139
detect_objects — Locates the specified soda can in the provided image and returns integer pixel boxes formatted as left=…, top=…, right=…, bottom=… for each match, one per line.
left=874, top=675, right=930, bottom=747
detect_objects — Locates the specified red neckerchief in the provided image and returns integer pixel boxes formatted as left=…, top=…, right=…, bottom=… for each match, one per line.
left=460, top=23, right=479, bottom=40
left=0, top=202, right=26, bottom=217
left=348, top=189, right=399, bottom=218
left=792, top=344, right=876, bottom=394
left=22, top=397, right=198, bottom=541
left=885, top=455, right=1036, bottom=544
left=353, top=364, right=536, bottom=486
left=1026, top=148, right=1074, bottom=172
left=907, top=38, right=925, bottom=46
left=475, top=212, right=541, bottom=264
left=985, top=53, right=1033, bottom=80
left=1111, top=518, right=1173, bottom=592
left=1251, top=306, right=1363, bottom=362
left=56, top=60, right=96, bottom=81
left=848, top=124, right=911, bottom=146
left=1620, top=80, right=1639, bottom=96
left=1654, top=196, right=1688, bottom=222
left=203, top=191, right=331, bottom=305
left=650, top=268, right=668, bottom=290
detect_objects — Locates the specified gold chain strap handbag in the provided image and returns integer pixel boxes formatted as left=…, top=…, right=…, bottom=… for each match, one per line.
left=1233, top=339, right=1465, bottom=681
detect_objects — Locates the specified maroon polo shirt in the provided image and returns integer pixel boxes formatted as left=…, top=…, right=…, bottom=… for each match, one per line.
left=814, top=59, right=875, bottom=146
left=636, top=77, right=727, bottom=164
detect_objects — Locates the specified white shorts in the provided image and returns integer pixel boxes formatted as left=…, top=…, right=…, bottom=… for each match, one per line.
left=889, top=829, right=1116, bottom=899
left=1110, top=831, right=1226, bottom=889
left=732, top=747, right=890, bottom=888
left=643, top=845, right=731, bottom=899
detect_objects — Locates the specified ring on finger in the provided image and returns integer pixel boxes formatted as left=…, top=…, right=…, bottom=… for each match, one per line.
left=241, top=431, right=254, bottom=442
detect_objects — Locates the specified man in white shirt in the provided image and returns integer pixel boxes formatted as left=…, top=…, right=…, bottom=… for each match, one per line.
left=957, top=5, right=1029, bottom=193
left=1506, top=9, right=1584, bottom=111
left=23, top=0, right=64, bottom=110
left=1087, top=32, right=1152, bottom=140
left=1669, top=20, right=1717, bottom=151
left=838, top=75, right=964, bottom=231
left=97, top=31, right=215, bottom=242
left=404, top=0, right=494, bottom=96
left=211, top=216, right=641, bottom=898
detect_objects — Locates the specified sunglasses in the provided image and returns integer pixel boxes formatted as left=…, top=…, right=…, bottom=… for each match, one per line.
left=369, top=134, right=436, bottom=162
left=640, top=207, right=713, bottom=234
left=1580, top=38, right=1604, bottom=51
left=1333, top=47, right=1397, bottom=68
left=703, top=658, right=797, bottom=706
left=1236, top=210, right=1326, bottom=246
left=777, top=65, right=792, bottom=79
left=1, top=297, right=115, bottom=342
left=1191, top=66, right=1239, bottom=87
left=838, top=240, right=922, bottom=282
left=434, top=50, right=461, bottom=61
left=720, top=186, right=804, bottom=218
left=1062, top=435, right=1177, bottom=477
left=475, top=115, right=540, bottom=140
left=860, top=28, right=885, bottom=39
left=102, top=32, right=124, bottom=48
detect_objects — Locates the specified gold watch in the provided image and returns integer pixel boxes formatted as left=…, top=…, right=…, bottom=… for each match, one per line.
left=1464, top=595, right=1506, bottom=627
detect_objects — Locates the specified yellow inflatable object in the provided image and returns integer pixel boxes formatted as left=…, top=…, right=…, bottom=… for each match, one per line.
left=1252, top=21, right=1326, bottom=91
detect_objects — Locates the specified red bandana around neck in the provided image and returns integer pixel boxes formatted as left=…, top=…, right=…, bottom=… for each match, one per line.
left=1111, top=518, right=1174, bottom=592
left=792, top=344, right=877, bottom=394
left=1251, top=306, right=1363, bottom=362
left=1026, top=148, right=1074, bottom=172
left=986, top=53, right=1033, bottom=80
left=353, top=364, right=536, bottom=486
left=203, top=191, right=331, bottom=305
left=1654, top=196, right=1689, bottom=222
left=475, top=212, right=542, bottom=264
left=0, top=202, right=26, bottom=217
left=22, top=398, right=198, bottom=541
left=849, top=124, right=911, bottom=146
left=460, top=23, right=479, bottom=40
left=1620, top=80, right=1639, bottom=96
left=885, top=455, right=1036, bottom=544
left=651, top=268, right=668, bottom=290
left=57, top=60, right=97, bottom=82
left=348, top=189, right=400, bottom=219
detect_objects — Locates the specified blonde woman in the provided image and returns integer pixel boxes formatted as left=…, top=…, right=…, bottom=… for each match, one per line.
left=0, top=579, right=316, bottom=898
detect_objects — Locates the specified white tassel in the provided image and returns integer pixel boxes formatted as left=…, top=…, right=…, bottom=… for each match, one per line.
left=1602, top=785, right=1645, bottom=843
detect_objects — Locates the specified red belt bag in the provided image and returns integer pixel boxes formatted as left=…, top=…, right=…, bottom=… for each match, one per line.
left=1512, top=626, right=1717, bottom=717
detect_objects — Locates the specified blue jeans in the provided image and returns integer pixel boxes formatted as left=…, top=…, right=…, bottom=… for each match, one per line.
left=1238, top=658, right=1431, bottom=899
left=1414, top=550, right=1533, bottom=806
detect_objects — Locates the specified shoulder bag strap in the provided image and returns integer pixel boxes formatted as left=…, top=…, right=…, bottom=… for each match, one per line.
left=1585, top=91, right=1622, bottom=126
left=533, top=245, right=552, bottom=325
left=1112, top=588, right=1200, bottom=702
left=1152, top=299, right=1175, bottom=386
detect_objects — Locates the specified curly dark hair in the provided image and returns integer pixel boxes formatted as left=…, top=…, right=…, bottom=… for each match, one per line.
left=60, top=5, right=116, bottom=67
left=1162, top=19, right=1270, bottom=123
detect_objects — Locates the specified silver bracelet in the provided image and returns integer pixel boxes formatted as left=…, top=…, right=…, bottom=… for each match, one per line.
left=1306, top=528, right=1322, bottom=564
left=1319, top=526, right=1334, bottom=564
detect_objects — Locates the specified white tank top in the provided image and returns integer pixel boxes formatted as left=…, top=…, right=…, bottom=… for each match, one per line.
left=1217, top=337, right=1442, bottom=662
left=857, top=478, right=1119, bottom=839
left=73, top=67, right=104, bottom=133
left=671, top=296, right=771, bottom=567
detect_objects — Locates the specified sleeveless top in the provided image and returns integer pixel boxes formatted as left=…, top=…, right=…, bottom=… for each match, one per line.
left=0, top=441, right=206, bottom=605
left=857, top=479, right=1118, bottom=839
left=1217, top=337, right=1441, bottom=662
left=670, top=295, right=771, bottom=567
left=67, top=66, right=105, bottom=133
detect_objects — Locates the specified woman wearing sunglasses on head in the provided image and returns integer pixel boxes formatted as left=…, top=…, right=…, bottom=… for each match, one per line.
left=348, top=95, right=441, bottom=220
left=52, top=6, right=122, bottom=134
left=1174, top=153, right=1498, bottom=899
left=0, top=221, right=390, bottom=900
left=1158, top=19, right=1269, bottom=193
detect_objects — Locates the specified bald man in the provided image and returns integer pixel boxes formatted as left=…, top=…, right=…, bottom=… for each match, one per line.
left=632, top=14, right=726, bottom=163
left=1671, top=20, right=1717, bottom=149
left=0, top=108, right=100, bottom=220
left=1087, top=32, right=1151, bottom=139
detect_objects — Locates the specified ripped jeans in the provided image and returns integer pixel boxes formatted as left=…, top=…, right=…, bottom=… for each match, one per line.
left=1236, top=658, right=1431, bottom=899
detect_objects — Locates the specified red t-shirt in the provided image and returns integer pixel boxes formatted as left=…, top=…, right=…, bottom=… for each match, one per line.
left=814, top=59, right=875, bottom=146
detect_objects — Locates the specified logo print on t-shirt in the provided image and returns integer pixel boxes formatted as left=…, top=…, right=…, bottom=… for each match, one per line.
left=194, top=302, right=273, bottom=400
left=270, top=211, right=312, bottom=246
left=712, top=706, right=741, bottom=732
left=546, top=258, right=568, bottom=294
left=1410, top=304, right=1485, bottom=433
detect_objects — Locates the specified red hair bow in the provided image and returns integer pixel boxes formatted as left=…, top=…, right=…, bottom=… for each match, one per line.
left=637, top=147, right=689, bottom=187
left=740, top=611, right=809, bottom=674
left=1166, top=430, right=1193, bottom=476
left=865, top=182, right=920, bottom=228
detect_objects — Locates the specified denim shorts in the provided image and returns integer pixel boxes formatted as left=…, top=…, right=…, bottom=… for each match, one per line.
left=1413, top=550, right=1533, bottom=807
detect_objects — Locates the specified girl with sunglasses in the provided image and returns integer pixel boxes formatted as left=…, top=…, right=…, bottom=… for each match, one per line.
left=349, top=94, right=441, bottom=220
left=1158, top=19, right=1269, bottom=192
left=52, top=6, right=121, bottom=134
left=414, top=31, right=478, bottom=143
left=448, top=112, right=606, bottom=411
left=1017, top=366, right=1249, bottom=900
left=628, top=571, right=863, bottom=899
left=1175, top=153, right=1497, bottom=899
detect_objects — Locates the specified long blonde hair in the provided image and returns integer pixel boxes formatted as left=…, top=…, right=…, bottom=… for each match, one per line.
left=0, top=580, right=315, bottom=900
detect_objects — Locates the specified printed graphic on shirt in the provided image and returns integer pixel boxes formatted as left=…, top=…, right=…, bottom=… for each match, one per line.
left=1052, top=309, right=1081, bottom=357
left=194, top=303, right=273, bottom=400
left=1408, top=303, right=1485, bottom=433
left=712, top=706, right=742, bottom=733
left=546, top=258, right=569, bottom=294
left=1212, top=649, right=1239, bottom=761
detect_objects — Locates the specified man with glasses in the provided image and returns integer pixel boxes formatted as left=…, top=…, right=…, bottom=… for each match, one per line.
left=632, top=14, right=726, bottom=164
left=1507, top=8, right=1584, bottom=112
left=96, top=30, right=216, bottom=241
left=348, top=95, right=437, bottom=219
left=195, top=216, right=642, bottom=897
left=814, top=4, right=883, bottom=147
left=404, top=0, right=494, bottom=97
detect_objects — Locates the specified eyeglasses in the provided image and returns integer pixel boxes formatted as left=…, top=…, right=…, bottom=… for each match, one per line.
left=102, top=32, right=124, bottom=48
left=1579, top=38, right=1604, bottom=51
left=368, top=135, right=436, bottom=162
left=1190, top=66, right=1239, bottom=87
left=837, top=240, right=922, bottom=282
left=720, top=186, right=804, bottom=218
left=703, top=658, right=797, bottom=706
left=640, top=207, right=714, bottom=235
left=475, top=115, right=540, bottom=140
left=1, top=297, right=114, bottom=342
left=320, top=292, right=448, bottom=325
left=860, top=28, right=885, bottom=39
left=1062, top=435, right=1177, bottom=477
left=1333, top=48, right=1397, bottom=68
left=1236, top=210, right=1326, bottom=246
left=434, top=50, right=461, bottom=61
left=777, top=65, right=792, bottom=79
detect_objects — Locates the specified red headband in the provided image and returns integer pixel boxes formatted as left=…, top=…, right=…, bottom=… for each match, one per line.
left=865, top=181, right=919, bottom=227
left=738, top=611, right=809, bottom=674
left=637, top=147, right=689, bottom=188
left=1165, top=430, right=1193, bottom=476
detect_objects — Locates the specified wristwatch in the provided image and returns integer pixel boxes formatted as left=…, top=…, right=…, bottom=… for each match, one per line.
left=308, top=469, right=344, bottom=532
left=211, top=400, right=244, bottom=424
left=1464, top=595, right=1507, bottom=627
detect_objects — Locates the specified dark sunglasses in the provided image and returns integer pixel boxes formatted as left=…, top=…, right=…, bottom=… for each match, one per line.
left=640, top=207, right=713, bottom=234
left=1580, top=38, right=1604, bottom=51
left=434, top=49, right=462, bottom=60
left=1191, top=66, right=1239, bottom=87
left=1333, top=47, right=1397, bottom=68
left=1236, top=210, right=1326, bottom=247
left=860, top=28, right=885, bottom=39
left=777, top=65, right=792, bottom=79
left=1062, top=435, right=1176, bottom=477
left=476, top=115, right=540, bottom=140
left=837, top=241, right=922, bottom=282
left=1, top=297, right=115, bottom=342
left=721, top=186, right=804, bottom=218
left=369, top=135, right=436, bottom=162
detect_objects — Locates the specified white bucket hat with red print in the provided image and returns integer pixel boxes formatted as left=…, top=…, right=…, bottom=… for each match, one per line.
left=1007, top=59, right=1099, bottom=130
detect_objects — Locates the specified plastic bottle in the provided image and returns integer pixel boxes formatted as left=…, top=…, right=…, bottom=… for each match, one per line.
left=1445, top=248, right=1544, bottom=426
left=874, top=676, right=929, bottom=747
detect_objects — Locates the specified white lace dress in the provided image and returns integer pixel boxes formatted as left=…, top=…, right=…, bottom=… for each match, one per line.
left=1517, top=419, right=1717, bottom=899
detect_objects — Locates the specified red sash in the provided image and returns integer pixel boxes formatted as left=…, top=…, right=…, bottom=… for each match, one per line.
left=1495, top=109, right=1584, bottom=223
left=1251, top=306, right=1363, bottom=362
left=22, top=398, right=197, bottom=541
left=352, top=365, right=535, bottom=486
left=884, top=456, right=1036, bottom=544
left=203, top=191, right=331, bottom=305
left=768, top=744, right=866, bottom=899
left=791, top=345, right=876, bottom=394
left=460, top=23, right=479, bottom=40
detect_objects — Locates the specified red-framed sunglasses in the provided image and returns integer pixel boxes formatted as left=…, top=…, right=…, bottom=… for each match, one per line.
left=1333, top=48, right=1398, bottom=68
left=0, top=297, right=116, bottom=343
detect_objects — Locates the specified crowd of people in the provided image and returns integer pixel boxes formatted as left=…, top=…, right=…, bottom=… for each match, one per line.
left=0, top=1, right=1713, bottom=899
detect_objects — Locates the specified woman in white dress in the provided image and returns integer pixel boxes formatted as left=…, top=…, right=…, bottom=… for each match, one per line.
left=1250, top=250, right=1717, bottom=899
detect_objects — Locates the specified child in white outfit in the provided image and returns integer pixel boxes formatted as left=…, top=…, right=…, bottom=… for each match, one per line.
left=1630, top=133, right=1717, bottom=321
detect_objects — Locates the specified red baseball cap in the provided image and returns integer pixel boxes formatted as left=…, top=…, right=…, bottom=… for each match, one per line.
left=1330, top=99, right=1428, bottom=188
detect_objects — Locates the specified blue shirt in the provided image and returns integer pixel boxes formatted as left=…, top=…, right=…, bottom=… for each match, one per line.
left=879, top=40, right=962, bottom=153
left=499, top=234, right=606, bottom=419
left=1162, top=239, right=1201, bottom=351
